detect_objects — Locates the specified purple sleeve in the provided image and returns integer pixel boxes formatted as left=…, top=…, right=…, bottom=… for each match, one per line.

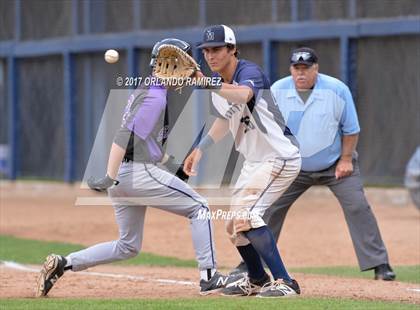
left=125, top=86, right=167, bottom=140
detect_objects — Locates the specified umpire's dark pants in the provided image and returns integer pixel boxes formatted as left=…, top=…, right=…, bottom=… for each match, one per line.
left=263, top=159, right=390, bottom=271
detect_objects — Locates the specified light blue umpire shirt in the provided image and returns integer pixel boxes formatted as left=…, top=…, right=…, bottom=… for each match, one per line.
left=271, top=73, right=360, bottom=172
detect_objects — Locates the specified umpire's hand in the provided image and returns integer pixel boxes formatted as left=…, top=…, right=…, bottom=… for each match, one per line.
left=335, top=158, right=353, bottom=179
left=87, top=175, right=119, bottom=192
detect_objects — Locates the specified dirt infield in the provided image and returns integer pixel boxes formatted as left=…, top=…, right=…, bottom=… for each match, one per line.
left=0, top=181, right=419, bottom=302
left=1, top=265, right=419, bottom=303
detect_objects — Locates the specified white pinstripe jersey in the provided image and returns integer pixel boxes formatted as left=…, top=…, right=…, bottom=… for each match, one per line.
left=211, top=60, right=300, bottom=162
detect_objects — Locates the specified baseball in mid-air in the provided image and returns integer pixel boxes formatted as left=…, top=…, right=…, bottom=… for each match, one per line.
left=104, top=49, right=119, bottom=63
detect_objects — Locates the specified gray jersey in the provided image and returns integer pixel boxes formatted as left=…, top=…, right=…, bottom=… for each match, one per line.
left=114, top=84, right=168, bottom=163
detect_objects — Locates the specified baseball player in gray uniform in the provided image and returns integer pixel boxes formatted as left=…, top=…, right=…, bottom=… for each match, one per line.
left=35, top=38, right=228, bottom=298
left=183, top=25, right=302, bottom=298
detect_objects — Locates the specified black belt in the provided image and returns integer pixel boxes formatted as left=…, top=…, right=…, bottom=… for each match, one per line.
left=122, top=157, right=156, bottom=165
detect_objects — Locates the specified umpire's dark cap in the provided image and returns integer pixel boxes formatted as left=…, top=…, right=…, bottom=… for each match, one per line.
left=197, top=25, right=236, bottom=48
left=290, top=47, right=318, bottom=66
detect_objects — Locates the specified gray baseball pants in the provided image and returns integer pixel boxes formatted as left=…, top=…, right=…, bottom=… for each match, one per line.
left=69, top=162, right=217, bottom=271
left=263, top=159, right=390, bottom=271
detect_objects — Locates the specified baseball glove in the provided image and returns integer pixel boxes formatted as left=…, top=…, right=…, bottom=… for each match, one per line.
left=87, top=174, right=119, bottom=192
left=152, top=44, right=200, bottom=81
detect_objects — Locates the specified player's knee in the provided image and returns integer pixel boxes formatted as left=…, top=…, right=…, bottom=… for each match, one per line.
left=342, top=196, right=370, bottom=216
left=117, top=239, right=141, bottom=258
left=123, top=245, right=140, bottom=259
left=189, top=203, right=210, bottom=219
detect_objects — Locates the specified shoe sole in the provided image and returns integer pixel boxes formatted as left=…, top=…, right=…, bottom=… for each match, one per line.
left=256, top=292, right=299, bottom=298
left=199, top=287, right=224, bottom=296
left=221, top=292, right=258, bottom=297
left=375, top=276, right=396, bottom=281
left=35, top=254, right=59, bottom=298
left=221, top=288, right=262, bottom=297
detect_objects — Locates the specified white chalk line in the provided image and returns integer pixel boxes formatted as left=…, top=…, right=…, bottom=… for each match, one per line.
left=406, top=288, right=420, bottom=293
left=0, top=260, right=195, bottom=287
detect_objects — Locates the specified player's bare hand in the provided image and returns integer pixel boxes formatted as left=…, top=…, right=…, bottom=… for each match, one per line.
left=234, top=218, right=252, bottom=233
left=335, top=158, right=353, bottom=179
left=193, top=70, right=205, bottom=79
left=183, top=148, right=202, bottom=176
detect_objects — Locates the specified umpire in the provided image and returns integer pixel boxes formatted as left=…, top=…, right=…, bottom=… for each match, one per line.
left=232, top=47, right=395, bottom=281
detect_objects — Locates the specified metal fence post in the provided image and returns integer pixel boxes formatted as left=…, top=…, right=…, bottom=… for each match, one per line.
left=7, top=57, right=19, bottom=180
left=64, top=52, right=76, bottom=182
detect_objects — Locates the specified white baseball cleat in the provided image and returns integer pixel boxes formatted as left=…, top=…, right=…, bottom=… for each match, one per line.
left=256, top=278, right=301, bottom=298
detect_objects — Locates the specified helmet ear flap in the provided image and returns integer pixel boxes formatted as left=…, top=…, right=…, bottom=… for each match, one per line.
left=149, top=57, right=157, bottom=68
left=150, top=40, right=162, bottom=68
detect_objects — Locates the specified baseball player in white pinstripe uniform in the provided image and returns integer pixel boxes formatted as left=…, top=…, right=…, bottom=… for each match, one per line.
left=184, top=25, right=302, bottom=298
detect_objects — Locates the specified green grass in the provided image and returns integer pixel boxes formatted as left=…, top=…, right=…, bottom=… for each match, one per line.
left=0, top=235, right=84, bottom=265
left=1, top=235, right=419, bottom=284
left=0, top=298, right=417, bottom=310
left=0, top=235, right=197, bottom=268
left=1, top=235, right=418, bottom=308
left=290, top=265, right=420, bottom=284
left=119, top=253, right=196, bottom=268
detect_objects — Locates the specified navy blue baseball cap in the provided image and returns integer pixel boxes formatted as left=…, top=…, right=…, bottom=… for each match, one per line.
left=290, top=47, right=318, bottom=66
left=197, top=25, right=236, bottom=48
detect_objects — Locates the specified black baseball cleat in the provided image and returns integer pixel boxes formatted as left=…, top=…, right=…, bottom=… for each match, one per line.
left=256, top=278, right=301, bottom=298
left=374, top=264, right=396, bottom=281
left=199, top=271, right=229, bottom=295
left=229, top=261, right=248, bottom=276
left=35, top=254, right=67, bottom=297
left=222, top=273, right=271, bottom=296
left=225, top=272, right=247, bottom=286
